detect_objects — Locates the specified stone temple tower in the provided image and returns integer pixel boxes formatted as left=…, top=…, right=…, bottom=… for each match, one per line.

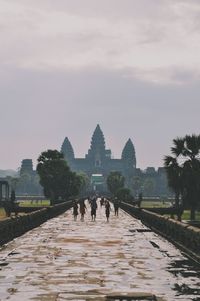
left=121, top=138, right=136, bottom=168
left=61, top=137, right=75, bottom=164
left=61, top=125, right=137, bottom=181
left=86, top=124, right=106, bottom=167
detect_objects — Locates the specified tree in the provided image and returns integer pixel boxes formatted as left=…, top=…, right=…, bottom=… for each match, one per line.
left=132, top=176, right=142, bottom=197
left=116, top=187, right=133, bottom=202
left=106, top=171, right=125, bottom=196
left=37, top=150, right=82, bottom=204
left=76, top=172, right=90, bottom=196
left=164, top=135, right=200, bottom=220
left=143, top=177, right=156, bottom=197
left=164, top=156, right=183, bottom=208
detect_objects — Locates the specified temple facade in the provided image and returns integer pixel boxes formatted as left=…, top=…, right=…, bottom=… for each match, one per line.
left=61, top=124, right=136, bottom=180
left=18, top=124, right=170, bottom=196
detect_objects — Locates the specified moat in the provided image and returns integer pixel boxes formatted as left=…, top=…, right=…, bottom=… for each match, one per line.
left=0, top=203, right=200, bottom=301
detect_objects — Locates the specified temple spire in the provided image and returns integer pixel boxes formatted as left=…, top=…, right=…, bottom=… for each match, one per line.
left=90, top=124, right=105, bottom=152
left=87, top=124, right=106, bottom=161
left=121, top=138, right=136, bottom=168
left=61, top=137, right=74, bottom=162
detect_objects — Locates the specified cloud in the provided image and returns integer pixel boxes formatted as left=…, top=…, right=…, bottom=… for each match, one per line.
left=0, top=1, right=200, bottom=84
left=0, top=1, right=200, bottom=169
left=0, top=66, right=199, bottom=168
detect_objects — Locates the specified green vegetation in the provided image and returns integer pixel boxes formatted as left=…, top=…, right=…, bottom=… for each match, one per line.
left=37, top=150, right=83, bottom=205
left=116, top=187, right=133, bottom=202
left=164, top=134, right=200, bottom=220
left=107, top=171, right=125, bottom=196
left=5, top=174, right=42, bottom=196
left=18, top=200, right=50, bottom=207
left=181, top=210, right=200, bottom=221
left=141, top=200, right=171, bottom=208
left=76, top=172, right=90, bottom=195
left=107, top=171, right=134, bottom=201
left=0, top=207, right=5, bottom=218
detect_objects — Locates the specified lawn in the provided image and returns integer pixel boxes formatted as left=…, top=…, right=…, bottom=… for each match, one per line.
left=141, top=199, right=200, bottom=221
left=141, top=200, right=172, bottom=208
left=0, top=200, right=50, bottom=220
left=18, top=200, right=50, bottom=207
left=0, top=207, right=6, bottom=219
left=181, top=210, right=200, bottom=221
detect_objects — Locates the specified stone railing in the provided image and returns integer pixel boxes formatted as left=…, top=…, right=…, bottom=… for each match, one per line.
left=120, top=202, right=200, bottom=262
left=0, top=201, right=72, bottom=246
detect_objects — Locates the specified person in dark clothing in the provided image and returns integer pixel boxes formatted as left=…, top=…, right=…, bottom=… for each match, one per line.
left=91, top=198, right=97, bottom=221
left=105, top=200, right=111, bottom=222
left=100, top=197, right=104, bottom=207
left=79, top=199, right=87, bottom=221
left=72, top=200, right=78, bottom=221
left=11, top=190, right=18, bottom=217
left=113, top=198, right=120, bottom=216
left=138, top=192, right=143, bottom=208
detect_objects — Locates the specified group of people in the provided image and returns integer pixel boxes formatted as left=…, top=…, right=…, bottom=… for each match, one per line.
left=72, top=197, right=120, bottom=222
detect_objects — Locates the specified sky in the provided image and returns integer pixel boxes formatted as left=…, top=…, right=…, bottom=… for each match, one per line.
left=0, top=0, right=200, bottom=170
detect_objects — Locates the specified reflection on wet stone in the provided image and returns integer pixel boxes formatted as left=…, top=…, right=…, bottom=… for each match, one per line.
left=0, top=203, right=200, bottom=300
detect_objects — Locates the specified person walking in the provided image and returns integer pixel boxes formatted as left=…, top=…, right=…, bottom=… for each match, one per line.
left=100, top=197, right=104, bottom=207
left=91, top=197, right=97, bottom=221
left=113, top=197, right=120, bottom=216
left=79, top=199, right=87, bottom=221
left=72, top=200, right=78, bottom=221
left=105, top=200, right=111, bottom=222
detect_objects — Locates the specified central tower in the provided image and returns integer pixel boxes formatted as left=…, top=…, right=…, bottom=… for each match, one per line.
left=86, top=124, right=106, bottom=167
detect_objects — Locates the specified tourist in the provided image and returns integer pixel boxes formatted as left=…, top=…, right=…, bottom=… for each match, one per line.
left=113, top=197, right=120, bottom=216
left=105, top=200, right=111, bottom=222
left=138, top=192, right=143, bottom=208
left=72, top=200, right=78, bottom=221
left=91, top=197, right=97, bottom=221
left=100, top=197, right=104, bottom=207
left=79, top=199, right=87, bottom=221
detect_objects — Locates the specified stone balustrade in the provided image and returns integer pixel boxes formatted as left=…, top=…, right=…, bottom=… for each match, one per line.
left=0, top=201, right=72, bottom=246
left=120, top=202, right=200, bottom=262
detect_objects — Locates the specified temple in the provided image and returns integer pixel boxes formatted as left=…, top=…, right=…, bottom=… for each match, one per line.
left=18, top=124, right=170, bottom=196
left=61, top=125, right=136, bottom=188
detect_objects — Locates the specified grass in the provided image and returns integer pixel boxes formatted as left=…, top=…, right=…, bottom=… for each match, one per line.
left=142, top=199, right=200, bottom=221
left=181, top=210, right=200, bottom=221
left=0, top=207, right=6, bottom=219
left=0, top=200, right=50, bottom=220
left=18, top=200, right=50, bottom=207
left=141, top=200, right=172, bottom=208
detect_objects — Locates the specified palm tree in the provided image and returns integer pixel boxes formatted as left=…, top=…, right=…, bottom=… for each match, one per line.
left=164, top=135, right=200, bottom=220
left=164, top=156, right=182, bottom=208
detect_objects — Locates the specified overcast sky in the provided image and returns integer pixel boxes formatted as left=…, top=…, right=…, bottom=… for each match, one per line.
left=0, top=0, right=200, bottom=170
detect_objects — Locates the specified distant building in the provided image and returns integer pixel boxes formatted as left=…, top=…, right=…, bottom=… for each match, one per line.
left=61, top=124, right=137, bottom=191
left=20, top=159, right=34, bottom=176
left=18, top=159, right=42, bottom=196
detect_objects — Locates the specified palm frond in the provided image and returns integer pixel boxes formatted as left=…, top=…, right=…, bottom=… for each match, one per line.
left=171, top=137, right=185, bottom=157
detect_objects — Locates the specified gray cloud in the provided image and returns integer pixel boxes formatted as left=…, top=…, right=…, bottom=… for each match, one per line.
left=0, top=0, right=199, bottom=84
left=0, top=1, right=199, bottom=170
left=0, top=66, right=199, bottom=169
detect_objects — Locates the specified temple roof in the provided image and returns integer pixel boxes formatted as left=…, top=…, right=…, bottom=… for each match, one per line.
left=61, top=137, right=74, bottom=161
left=90, top=124, right=106, bottom=152
left=121, top=138, right=136, bottom=167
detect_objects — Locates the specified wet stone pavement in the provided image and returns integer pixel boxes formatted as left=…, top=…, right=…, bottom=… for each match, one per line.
left=0, top=201, right=200, bottom=301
